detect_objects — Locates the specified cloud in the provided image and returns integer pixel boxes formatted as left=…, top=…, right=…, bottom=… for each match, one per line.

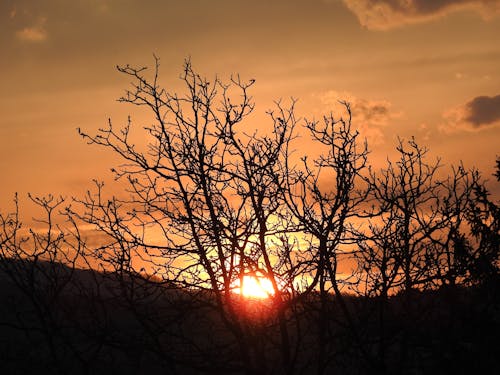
left=441, top=94, right=500, bottom=132
left=318, top=91, right=401, bottom=144
left=465, top=95, right=500, bottom=125
left=341, top=0, right=500, bottom=30
left=16, top=16, right=48, bottom=42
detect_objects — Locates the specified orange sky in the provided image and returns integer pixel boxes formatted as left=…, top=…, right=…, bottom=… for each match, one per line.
left=1, top=0, right=499, bottom=214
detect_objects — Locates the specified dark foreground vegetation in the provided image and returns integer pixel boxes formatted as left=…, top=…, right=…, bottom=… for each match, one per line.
left=0, top=259, right=498, bottom=374
left=1, top=58, right=499, bottom=374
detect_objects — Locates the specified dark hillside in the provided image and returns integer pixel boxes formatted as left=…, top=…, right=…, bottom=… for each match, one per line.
left=0, top=259, right=498, bottom=374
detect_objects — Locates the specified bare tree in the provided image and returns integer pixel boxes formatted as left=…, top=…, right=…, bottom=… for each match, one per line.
left=353, top=138, right=446, bottom=372
left=354, top=139, right=499, bottom=373
left=283, top=103, right=371, bottom=373
left=0, top=194, right=96, bottom=373
left=2, top=58, right=498, bottom=375
left=74, top=57, right=324, bottom=374
left=360, top=138, right=445, bottom=295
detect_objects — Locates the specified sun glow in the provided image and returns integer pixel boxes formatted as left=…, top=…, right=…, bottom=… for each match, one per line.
left=234, top=275, right=275, bottom=299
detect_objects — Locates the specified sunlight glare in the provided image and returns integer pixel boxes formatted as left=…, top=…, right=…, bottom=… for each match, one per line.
left=235, top=275, right=275, bottom=298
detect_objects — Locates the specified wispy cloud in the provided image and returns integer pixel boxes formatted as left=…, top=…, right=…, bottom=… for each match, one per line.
left=16, top=16, right=48, bottom=42
left=341, top=0, right=500, bottom=30
left=317, top=91, right=402, bottom=144
left=441, top=94, right=500, bottom=132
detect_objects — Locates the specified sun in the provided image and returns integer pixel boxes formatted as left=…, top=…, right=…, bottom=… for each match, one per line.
left=234, top=275, right=275, bottom=299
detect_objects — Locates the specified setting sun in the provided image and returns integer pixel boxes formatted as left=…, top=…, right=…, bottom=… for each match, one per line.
left=234, top=275, right=275, bottom=299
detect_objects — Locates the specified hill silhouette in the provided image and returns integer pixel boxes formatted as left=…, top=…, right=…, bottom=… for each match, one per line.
left=0, top=258, right=498, bottom=374
left=1, top=60, right=499, bottom=374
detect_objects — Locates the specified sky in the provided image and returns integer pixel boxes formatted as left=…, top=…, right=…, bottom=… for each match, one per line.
left=1, top=0, right=499, bottom=214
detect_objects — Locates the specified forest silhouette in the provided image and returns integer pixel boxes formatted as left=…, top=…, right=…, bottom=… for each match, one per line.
left=0, top=58, right=499, bottom=374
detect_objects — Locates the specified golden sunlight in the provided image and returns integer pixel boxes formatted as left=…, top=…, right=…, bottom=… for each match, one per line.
left=234, top=275, right=275, bottom=299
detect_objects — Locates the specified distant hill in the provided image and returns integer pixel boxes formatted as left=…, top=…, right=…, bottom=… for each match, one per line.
left=0, top=258, right=498, bottom=374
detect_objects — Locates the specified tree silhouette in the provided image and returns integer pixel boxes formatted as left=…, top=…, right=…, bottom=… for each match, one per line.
left=353, top=138, right=499, bottom=373
left=282, top=103, right=372, bottom=372
left=0, top=58, right=498, bottom=375
left=74, top=57, right=324, bottom=374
